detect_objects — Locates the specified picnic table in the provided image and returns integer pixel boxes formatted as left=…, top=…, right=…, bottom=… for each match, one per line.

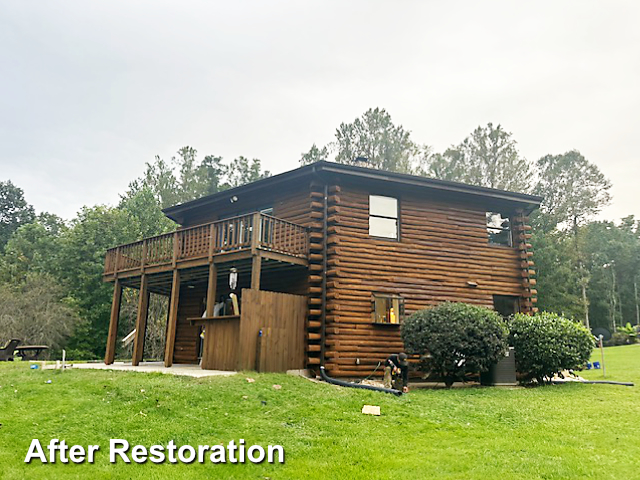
left=0, top=339, right=21, bottom=361
left=15, top=345, right=49, bottom=361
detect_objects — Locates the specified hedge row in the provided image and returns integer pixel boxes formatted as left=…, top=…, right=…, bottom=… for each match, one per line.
left=401, top=303, right=594, bottom=385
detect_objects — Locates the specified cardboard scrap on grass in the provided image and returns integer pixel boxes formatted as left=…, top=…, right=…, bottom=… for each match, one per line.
left=361, top=405, right=381, bottom=416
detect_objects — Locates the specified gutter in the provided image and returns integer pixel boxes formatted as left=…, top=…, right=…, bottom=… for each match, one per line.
left=316, top=161, right=543, bottom=208
left=161, top=160, right=542, bottom=224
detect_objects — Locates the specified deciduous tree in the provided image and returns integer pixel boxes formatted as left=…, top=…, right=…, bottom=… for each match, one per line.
left=534, top=150, right=611, bottom=233
left=0, top=180, right=35, bottom=248
left=299, top=143, right=329, bottom=165
left=300, top=108, right=423, bottom=174
left=0, top=213, right=66, bottom=283
left=424, top=123, right=531, bottom=192
left=56, top=206, right=139, bottom=359
left=0, top=273, right=80, bottom=351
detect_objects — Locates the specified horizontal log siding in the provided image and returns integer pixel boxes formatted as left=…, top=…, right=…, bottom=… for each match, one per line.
left=272, top=187, right=314, bottom=228
left=324, top=185, right=525, bottom=376
left=179, top=185, right=313, bottom=229
left=173, top=285, right=205, bottom=364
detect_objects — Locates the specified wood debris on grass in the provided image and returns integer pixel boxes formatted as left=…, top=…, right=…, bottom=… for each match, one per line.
left=550, top=370, right=587, bottom=383
left=360, top=379, right=385, bottom=388
left=361, top=405, right=381, bottom=416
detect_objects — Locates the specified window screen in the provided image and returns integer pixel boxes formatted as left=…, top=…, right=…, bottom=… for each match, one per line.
left=369, top=195, right=398, bottom=239
left=372, top=294, right=405, bottom=324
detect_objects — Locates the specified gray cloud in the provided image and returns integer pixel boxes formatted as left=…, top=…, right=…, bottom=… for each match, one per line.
left=1, top=1, right=638, bottom=221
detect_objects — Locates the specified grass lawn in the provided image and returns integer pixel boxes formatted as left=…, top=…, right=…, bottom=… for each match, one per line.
left=1, top=345, right=639, bottom=479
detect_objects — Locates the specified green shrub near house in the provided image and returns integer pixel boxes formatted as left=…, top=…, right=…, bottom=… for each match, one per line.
left=401, top=302, right=508, bottom=387
left=610, top=323, right=639, bottom=345
left=510, top=312, right=594, bottom=382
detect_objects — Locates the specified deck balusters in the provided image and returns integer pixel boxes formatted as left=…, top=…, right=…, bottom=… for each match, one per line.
left=104, top=212, right=308, bottom=275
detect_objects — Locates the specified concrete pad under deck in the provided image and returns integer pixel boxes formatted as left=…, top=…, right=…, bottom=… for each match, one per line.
left=50, top=361, right=236, bottom=378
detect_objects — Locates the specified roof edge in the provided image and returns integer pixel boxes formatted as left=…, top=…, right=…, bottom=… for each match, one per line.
left=162, top=160, right=542, bottom=222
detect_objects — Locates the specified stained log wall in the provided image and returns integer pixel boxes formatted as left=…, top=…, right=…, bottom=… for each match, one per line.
left=166, top=177, right=535, bottom=376
left=322, top=182, right=532, bottom=376
left=173, top=285, right=205, bottom=364
left=179, top=185, right=313, bottom=230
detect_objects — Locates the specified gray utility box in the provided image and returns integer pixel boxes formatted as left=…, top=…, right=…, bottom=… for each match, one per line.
left=481, top=347, right=517, bottom=386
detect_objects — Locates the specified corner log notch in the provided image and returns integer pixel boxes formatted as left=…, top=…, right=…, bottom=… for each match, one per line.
left=513, top=211, right=537, bottom=314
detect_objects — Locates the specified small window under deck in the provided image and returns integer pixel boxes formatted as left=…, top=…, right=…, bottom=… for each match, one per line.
left=372, top=294, right=405, bottom=324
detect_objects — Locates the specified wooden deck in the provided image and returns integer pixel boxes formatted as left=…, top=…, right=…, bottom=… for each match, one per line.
left=103, top=212, right=309, bottom=281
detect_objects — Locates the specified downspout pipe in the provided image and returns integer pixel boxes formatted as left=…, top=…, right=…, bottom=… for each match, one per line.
left=320, top=366, right=403, bottom=396
left=550, top=380, right=634, bottom=387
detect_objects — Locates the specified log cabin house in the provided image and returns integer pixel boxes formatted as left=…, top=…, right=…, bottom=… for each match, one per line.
left=103, top=161, right=542, bottom=377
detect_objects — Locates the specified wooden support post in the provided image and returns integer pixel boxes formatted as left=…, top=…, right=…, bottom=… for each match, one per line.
left=251, top=212, right=261, bottom=254
left=164, top=270, right=181, bottom=367
left=114, top=246, right=121, bottom=274
left=251, top=254, right=262, bottom=290
left=172, top=231, right=179, bottom=268
left=201, top=262, right=218, bottom=368
left=208, top=223, right=216, bottom=263
left=141, top=239, right=147, bottom=272
left=105, top=279, right=122, bottom=365
left=132, top=275, right=149, bottom=366
left=206, top=263, right=218, bottom=317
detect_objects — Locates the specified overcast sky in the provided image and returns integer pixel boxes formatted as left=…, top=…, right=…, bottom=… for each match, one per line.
left=1, top=1, right=638, bottom=222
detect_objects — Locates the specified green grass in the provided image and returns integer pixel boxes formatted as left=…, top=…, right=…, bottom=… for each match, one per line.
left=1, top=345, right=639, bottom=479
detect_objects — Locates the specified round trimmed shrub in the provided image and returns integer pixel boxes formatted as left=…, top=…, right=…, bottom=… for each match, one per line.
left=401, top=302, right=508, bottom=387
left=510, top=312, right=594, bottom=382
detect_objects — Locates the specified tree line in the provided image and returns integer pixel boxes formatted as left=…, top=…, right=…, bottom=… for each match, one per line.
left=0, top=151, right=269, bottom=359
left=0, top=108, right=638, bottom=359
left=301, top=108, right=640, bottom=335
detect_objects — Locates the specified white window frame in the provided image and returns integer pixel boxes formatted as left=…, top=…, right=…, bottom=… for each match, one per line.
left=369, top=195, right=399, bottom=240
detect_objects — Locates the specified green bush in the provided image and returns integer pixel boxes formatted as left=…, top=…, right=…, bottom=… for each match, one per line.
left=401, top=302, right=508, bottom=387
left=510, top=312, right=594, bottom=382
left=606, top=331, right=637, bottom=347
left=616, top=323, right=638, bottom=344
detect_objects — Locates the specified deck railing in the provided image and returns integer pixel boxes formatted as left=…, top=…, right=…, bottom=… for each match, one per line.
left=104, top=212, right=308, bottom=275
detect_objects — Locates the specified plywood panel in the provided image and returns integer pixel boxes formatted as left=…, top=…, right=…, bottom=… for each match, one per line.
left=201, top=317, right=240, bottom=371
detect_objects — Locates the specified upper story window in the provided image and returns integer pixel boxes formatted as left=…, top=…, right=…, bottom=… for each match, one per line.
left=369, top=195, right=398, bottom=239
left=486, top=212, right=512, bottom=246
